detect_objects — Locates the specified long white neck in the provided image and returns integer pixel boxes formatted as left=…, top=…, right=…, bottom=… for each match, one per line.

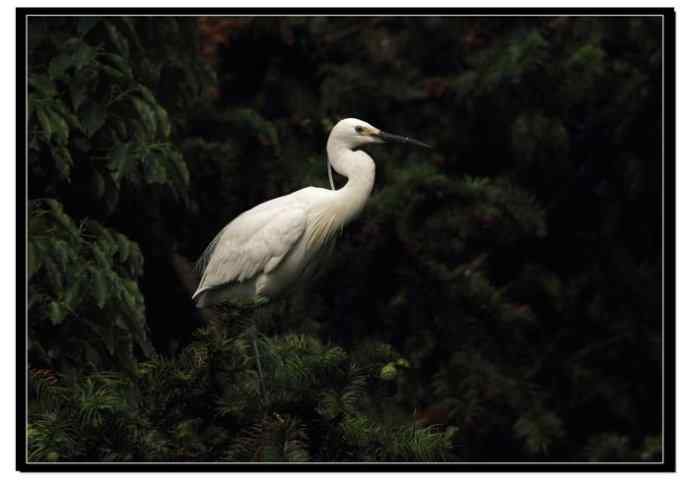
left=326, top=139, right=376, bottom=227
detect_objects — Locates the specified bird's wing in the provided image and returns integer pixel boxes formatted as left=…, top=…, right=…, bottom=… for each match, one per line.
left=193, top=201, right=307, bottom=299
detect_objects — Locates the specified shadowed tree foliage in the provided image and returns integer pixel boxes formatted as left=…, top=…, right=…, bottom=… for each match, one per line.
left=27, top=16, right=662, bottom=462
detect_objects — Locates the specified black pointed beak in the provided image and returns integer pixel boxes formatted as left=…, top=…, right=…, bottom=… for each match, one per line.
left=378, top=131, right=432, bottom=149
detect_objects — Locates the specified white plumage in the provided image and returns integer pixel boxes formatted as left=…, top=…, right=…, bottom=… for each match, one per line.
left=192, top=118, right=429, bottom=307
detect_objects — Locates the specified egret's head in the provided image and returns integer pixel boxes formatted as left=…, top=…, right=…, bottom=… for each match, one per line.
left=330, top=118, right=431, bottom=150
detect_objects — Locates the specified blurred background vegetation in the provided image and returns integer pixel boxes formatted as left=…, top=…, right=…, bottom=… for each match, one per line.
left=26, top=16, right=662, bottom=462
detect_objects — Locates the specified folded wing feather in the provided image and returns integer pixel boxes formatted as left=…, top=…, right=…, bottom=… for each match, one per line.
left=192, top=200, right=307, bottom=300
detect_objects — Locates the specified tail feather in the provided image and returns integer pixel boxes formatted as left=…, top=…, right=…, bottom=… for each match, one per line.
left=193, top=280, right=258, bottom=308
left=193, top=291, right=207, bottom=308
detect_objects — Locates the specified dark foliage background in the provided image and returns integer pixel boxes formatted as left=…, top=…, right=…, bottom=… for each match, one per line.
left=26, top=16, right=662, bottom=462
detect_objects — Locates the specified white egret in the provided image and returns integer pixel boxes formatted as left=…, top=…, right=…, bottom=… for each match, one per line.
left=192, top=118, right=430, bottom=308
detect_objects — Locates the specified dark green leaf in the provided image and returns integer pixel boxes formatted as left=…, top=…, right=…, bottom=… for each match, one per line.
left=105, top=22, right=130, bottom=58
left=107, top=143, right=131, bottom=181
left=69, top=79, right=89, bottom=111
left=92, top=270, right=108, bottom=309
left=48, top=53, right=73, bottom=81
left=154, top=104, right=172, bottom=139
left=35, top=108, right=53, bottom=140
left=115, top=233, right=130, bottom=263
left=63, top=274, right=83, bottom=310
left=50, top=146, right=73, bottom=180
left=169, top=151, right=190, bottom=188
left=131, top=97, right=157, bottom=137
left=98, top=64, right=127, bottom=80
left=52, top=103, right=83, bottom=133
left=47, top=301, right=67, bottom=325
left=92, top=244, right=111, bottom=269
left=28, top=241, right=41, bottom=279
left=73, top=42, right=98, bottom=70
left=142, top=153, right=167, bottom=184
left=44, top=107, right=70, bottom=143
left=137, top=86, right=157, bottom=106
left=112, top=118, right=128, bottom=140
left=48, top=38, right=98, bottom=81
left=29, top=75, right=57, bottom=96
left=44, top=199, right=61, bottom=215
left=79, top=101, right=107, bottom=137
left=43, top=257, right=62, bottom=291
left=52, top=240, right=71, bottom=274
left=100, top=53, right=133, bottom=78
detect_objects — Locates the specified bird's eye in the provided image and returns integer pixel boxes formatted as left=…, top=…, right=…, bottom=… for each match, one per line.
left=355, top=126, right=364, bottom=134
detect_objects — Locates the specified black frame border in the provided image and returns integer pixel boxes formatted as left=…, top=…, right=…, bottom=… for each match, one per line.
left=16, top=6, right=676, bottom=473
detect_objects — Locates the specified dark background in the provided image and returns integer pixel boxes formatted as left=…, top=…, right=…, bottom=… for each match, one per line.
left=26, top=16, right=663, bottom=462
